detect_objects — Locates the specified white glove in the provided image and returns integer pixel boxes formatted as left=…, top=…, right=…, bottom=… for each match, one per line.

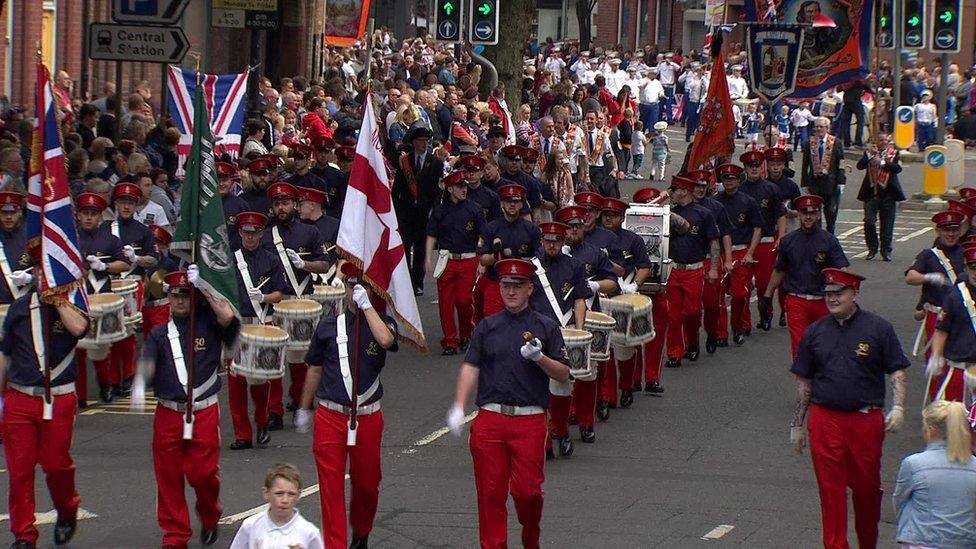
left=561, top=245, right=572, bottom=256
left=587, top=280, right=600, bottom=294
left=86, top=255, right=107, bottom=272
left=295, top=409, right=313, bottom=433
left=621, top=281, right=638, bottom=294
left=330, top=276, right=346, bottom=289
left=123, top=245, right=137, bottom=262
left=352, top=284, right=372, bottom=311
left=925, top=355, right=946, bottom=378
left=187, top=264, right=199, bottom=286
left=286, top=249, right=306, bottom=270
left=446, top=403, right=465, bottom=436
left=246, top=287, right=264, bottom=302
left=885, top=405, right=905, bottom=433
left=520, top=337, right=544, bottom=362
left=790, top=425, right=806, bottom=454
left=130, top=376, right=146, bottom=410
left=10, top=269, right=32, bottom=287
left=922, top=272, right=951, bottom=286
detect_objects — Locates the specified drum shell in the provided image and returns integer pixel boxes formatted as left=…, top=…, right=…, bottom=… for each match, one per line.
left=310, top=285, right=345, bottom=320
left=603, top=294, right=655, bottom=346
left=273, top=299, right=323, bottom=351
left=584, top=312, right=615, bottom=361
left=232, top=325, right=290, bottom=381
left=561, top=328, right=594, bottom=379
left=81, top=294, right=126, bottom=348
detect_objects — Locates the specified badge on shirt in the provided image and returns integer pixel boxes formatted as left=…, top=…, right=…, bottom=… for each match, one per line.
left=760, top=198, right=769, bottom=207
left=815, top=251, right=826, bottom=264
left=228, top=215, right=237, bottom=224
left=465, top=220, right=475, bottom=231
left=195, top=337, right=206, bottom=351
left=519, top=243, right=529, bottom=255
left=561, top=281, right=573, bottom=296
left=53, top=319, right=66, bottom=334
left=689, top=224, right=700, bottom=235
left=737, top=212, right=747, bottom=224
left=18, top=252, right=29, bottom=268
left=855, top=342, right=870, bottom=357
left=366, top=341, right=380, bottom=356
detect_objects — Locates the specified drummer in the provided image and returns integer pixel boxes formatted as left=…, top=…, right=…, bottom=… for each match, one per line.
left=688, top=170, right=734, bottom=357
left=143, top=224, right=179, bottom=336
left=530, top=221, right=591, bottom=459
left=599, top=198, right=652, bottom=409
left=739, top=151, right=787, bottom=331
left=575, top=191, right=624, bottom=272
left=241, top=157, right=275, bottom=216
left=75, top=192, right=130, bottom=406
left=295, top=262, right=398, bottom=549
left=218, top=162, right=250, bottom=248
left=133, top=268, right=240, bottom=548
left=107, top=182, right=158, bottom=399
left=927, top=246, right=976, bottom=403
left=0, top=191, right=30, bottom=305
left=261, top=182, right=331, bottom=430
left=630, top=187, right=669, bottom=395
left=297, top=187, right=340, bottom=282
left=462, top=155, right=502, bottom=223
left=229, top=212, right=287, bottom=451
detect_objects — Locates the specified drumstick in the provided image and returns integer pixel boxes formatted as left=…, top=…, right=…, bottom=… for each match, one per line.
left=521, top=331, right=535, bottom=343
left=253, top=277, right=270, bottom=290
left=324, top=244, right=336, bottom=253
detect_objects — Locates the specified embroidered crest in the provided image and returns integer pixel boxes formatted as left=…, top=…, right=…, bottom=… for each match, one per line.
left=855, top=342, right=870, bottom=357
left=366, top=341, right=380, bottom=356
left=815, top=251, right=826, bottom=264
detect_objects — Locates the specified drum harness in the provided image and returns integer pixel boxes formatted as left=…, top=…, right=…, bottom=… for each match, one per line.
left=939, top=281, right=976, bottom=402
left=530, top=257, right=572, bottom=327
left=913, top=248, right=958, bottom=356
left=0, top=237, right=25, bottom=299
left=235, top=249, right=268, bottom=323
left=110, top=221, right=137, bottom=279
left=272, top=226, right=309, bottom=296
left=164, top=320, right=220, bottom=437
left=332, top=310, right=381, bottom=411
left=20, top=294, right=74, bottom=419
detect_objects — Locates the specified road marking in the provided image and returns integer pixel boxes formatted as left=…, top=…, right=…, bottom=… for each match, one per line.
left=897, top=226, right=933, bottom=242
left=0, top=508, right=98, bottom=524
left=79, top=408, right=155, bottom=416
left=837, top=225, right=863, bottom=238
left=218, top=475, right=349, bottom=525
left=701, top=524, right=735, bottom=540
left=401, top=411, right=479, bottom=455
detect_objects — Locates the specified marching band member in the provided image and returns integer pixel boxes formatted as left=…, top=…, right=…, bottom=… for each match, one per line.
left=1, top=242, right=89, bottom=548
left=765, top=147, right=802, bottom=326
left=143, top=224, right=178, bottom=338
left=688, top=170, right=733, bottom=356
left=310, top=137, right=347, bottom=220
left=947, top=199, right=975, bottom=238
left=478, top=184, right=542, bottom=319
left=928, top=246, right=976, bottom=404
left=287, top=143, right=328, bottom=194
left=133, top=269, right=241, bottom=548
left=262, top=182, right=331, bottom=430
left=241, top=157, right=275, bottom=216
left=298, top=187, right=340, bottom=276
left=715, top=164, right=763, bottom=346
left=499, top=146, right=544, bottom=216
left=790, top=268, right=908, bottom=549
left=447, top=258, right=570, bottom=549
left=229, top=212, right=286, bottom=450
left=461, top=155, right=502, bottom=223
left=739, top=151, right=787, bottom=332
left=665, top=175, right=720, bottom=368
left=599, top=198, right=652, bottom=408
left=295, top=263, right=398, bottom=549
left=0, top=191, right=29, bottom=306
left=557, top=205, right=617, bottom=439
left=630, top=187, right=669, bottom=394
left=761, top=195, right=849, bottom=359
left=905, top=210, right=965, bottom=371
left=425, top=171, right=485, bottom=355
left=218, top=162, right=250, bottom=248
left=530, top=221, right=591, bottom=459
left=107, top=182, right=157, bottom=400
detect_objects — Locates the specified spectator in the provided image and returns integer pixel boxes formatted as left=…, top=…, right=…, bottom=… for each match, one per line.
left=66, top=149, right=89, bottom=198
left=0, top=147, right=25, bottom=193
left=303, top=97, right=333, bottom=147
left=241, top=118, right=269, bottom=160
left=77, top=103, right=99, bottom=149
left=97, top=95, right=119, bottom=143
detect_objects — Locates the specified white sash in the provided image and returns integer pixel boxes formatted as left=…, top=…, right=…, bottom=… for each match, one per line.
left=87, top=270, right=108, bottom=293
left=235, top=250, right=266, bottom=323
left=335, top=310, right=381, bottom=403
left=956, top=282, right=976, bottom=340
left=272, top=226, right=308, bottom=295
left=931, top=248, right=958, bottom=284
left=111, top=221, right=136, bottom=279
left=531, top=257, right=572, bottom=327
left=0, top=237, right=23, bottom=299
left=29, top=295, right=71, bottom=419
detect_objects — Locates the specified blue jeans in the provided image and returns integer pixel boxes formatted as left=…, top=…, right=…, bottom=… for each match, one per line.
left=685, top=101, right=701, bottom=140
left=917, top=123, right=935, bottom=151
left=632, top=153, right=643, bottom=173
left=863, top=197, right=896, bottom=256
left=638, top=103, right=660, bottom=130
left=663, top=86, right=675, bottom=122
left=793, top=125, right=809, bottom=150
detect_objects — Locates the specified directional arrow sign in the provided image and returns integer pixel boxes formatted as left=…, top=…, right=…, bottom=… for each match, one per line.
left=939, top=10, right=953, bottom=22
left=478, top=2, right=492, bottom=15
left=908, top=15, right=920, bottom=25
left=88, top=23, right=190, bottom=63
left=443, top=1, right=455, bottom=15
left=112, top=0, right=190, bottom=25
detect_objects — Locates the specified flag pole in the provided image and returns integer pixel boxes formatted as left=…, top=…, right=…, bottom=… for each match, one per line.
left=35, top=47, right=55, bottom=421
left=184, top=52, right=203, bottom=440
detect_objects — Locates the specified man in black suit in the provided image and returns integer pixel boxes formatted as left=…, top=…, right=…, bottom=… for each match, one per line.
left=855, top=136, right=906, bottom=261
left=392, top=126, right=446, bottom=295
left=801, top=117, right=846, bottom=233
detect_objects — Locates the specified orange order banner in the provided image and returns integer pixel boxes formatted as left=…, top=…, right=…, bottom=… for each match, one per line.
left=325, top=0, right=372, bottom=47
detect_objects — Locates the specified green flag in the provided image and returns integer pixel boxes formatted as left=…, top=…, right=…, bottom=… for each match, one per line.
left=171, top=81, right=239, bottom=314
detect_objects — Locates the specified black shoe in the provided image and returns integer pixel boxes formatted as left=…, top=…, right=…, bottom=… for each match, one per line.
left=756, top=318, right=772, bottom=331
left=442, top=347, right=457, bottom=356
left=632, top=381, right=643, bottom=392
left=715, top=338, right=729, bottom=348
left=705, top=336, right=718, bottom=354
left=596, top=401, right=610, bottom=421
left=350, top=533, right=369, bottom=549
left=230, top=439, right=253, bottom=450
left=733, top=332, right=746, bottom=345
left=10, top=541, right=35, bottom=549
left=644, top=382, right=665, bottom=395
left=99, top=384, right=114, bottom=403
left=579, top=426, right=596, bottom=443
left=78, top=399, right=88, bottom=410
left=683, top=345, right=700, bottom=362
left=882, top=254, right=892, bottom=262
left=665, top=358, right=681, bottom=368
left=620, top=390, right=634, bottom=408
left=558, top=435, right=574, bottom=457
left=266, top=413, right=284, bottom=431
left=256, top=427, right=271, bottom=446
left=865, top=251, right=876, bottom=260
left=53, top=518, right=76, bottom=545
left=546, top=447, right=555, bottom=460
left=116, top=378, right=133, bottom=397
left=779, top=312, right=787, bottom=327
left=567, top=413, right=577, bottom=426
left=459, top=338, right=469, bottom=351
left=201, top=528, right=218, bottom=546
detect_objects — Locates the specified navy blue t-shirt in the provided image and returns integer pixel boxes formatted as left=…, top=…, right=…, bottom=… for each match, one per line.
left=0, top=227, right=27, bottom=304
left=426, top=198, right=485, bottom=253
left=715, top=190, right=763, bottom=246
left=77, top=224, right=127, bottom=293
left=740, top=178, right=786, bottom=237
left=936, top=282, right=976, bottom=362
left=0, top=291, right=86, bottom=387
left=233, top=246, right=289, bottom=318
left=467, top=183, right=502, bottom=223
left=909, top=245, right=965, bottom=307
left=261, top=218, right=327, bottom=296
left=106, top=217, right=156, bottom=278
left=669, top=202, right=719, bottom=264
left=775, top=227, right=849, bottom=295
left=530, top=252, right=592, bottom=322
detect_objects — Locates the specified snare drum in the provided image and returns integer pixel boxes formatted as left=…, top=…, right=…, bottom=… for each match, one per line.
left=561, top=328, right=594, bottom=380
left=231, top=325, right=290, bottom=382
left=584, top=311, right=615, bottom=361
left=273, top=299, right=323, bottom=351
left=112, top=278, right=142, bottom=331
left=602, top=294, right=655, bottom=346
left=79, top=293, right=126, bottom=359
left=310, top=284, right=345, bottom=319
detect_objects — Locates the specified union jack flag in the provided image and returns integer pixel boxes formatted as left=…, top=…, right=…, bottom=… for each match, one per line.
left=167, top=65, right=248, bottom=177
left=27, top=63, right=87, bottom=309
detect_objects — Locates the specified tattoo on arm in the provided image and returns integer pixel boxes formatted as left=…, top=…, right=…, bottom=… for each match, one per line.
left=709, top=239, right=721, bottom=263
left=791, top=377, right=812, bottom=427
left=890, top=369, right=906, bottom=408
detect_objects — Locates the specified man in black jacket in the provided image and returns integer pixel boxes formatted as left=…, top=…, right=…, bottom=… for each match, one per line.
left=856, top=135, right=905, bottom=261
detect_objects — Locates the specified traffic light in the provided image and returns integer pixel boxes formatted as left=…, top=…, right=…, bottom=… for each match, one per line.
left=902, top=0, right=926, bottom=49
left=874, top=0, right=895, bottom=49
left=434, top=0, right=463, bottom=43
left=931, top=0, right=962, bottom=53
left=469, top=0, right=499, bottom=45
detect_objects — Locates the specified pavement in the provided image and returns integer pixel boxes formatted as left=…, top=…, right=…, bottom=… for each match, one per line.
left=0, top=132, right=945, bottom=548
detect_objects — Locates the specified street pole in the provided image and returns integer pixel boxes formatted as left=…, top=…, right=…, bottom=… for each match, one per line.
left=893, top=0, right=902, bottom=112
left=936, top=52, right=949, bottom=143
left=80, top=0, right=89, bottom=101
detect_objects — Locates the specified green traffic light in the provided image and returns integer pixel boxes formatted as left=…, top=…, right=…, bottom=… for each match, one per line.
left=939, top=10, right=953, bottom=23
left=443, top=1, right=454, bottom=15
left=478, top=2, right=492, bottom=15
left=908, top=15, right=920, bottom=26
left=880, top=16, right=888, bottom=26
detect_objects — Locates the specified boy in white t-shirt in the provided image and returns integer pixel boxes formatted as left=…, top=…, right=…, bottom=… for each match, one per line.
left=230, top=464, right=324, bottom=549
left=630, top=121, right=647, bottom=179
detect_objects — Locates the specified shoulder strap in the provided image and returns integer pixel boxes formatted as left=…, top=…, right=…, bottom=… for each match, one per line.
left=235, top=249, right=266, bottom=323
left=336, top=311, right=353, bottom=400
left=272, top=225, right=309, bottom=295
left=531, top=257, right=572, bottom=327
left=956, top=282, right=976, bottom=339
left=0, top=237, right=23, bottom=299
left=167, top=320, right=189, bottom=394
left=111, top=221, right=137, bottom=279
left=29, top=294, right=46, bottom=375
left=931, top=248, right=958, bottom=284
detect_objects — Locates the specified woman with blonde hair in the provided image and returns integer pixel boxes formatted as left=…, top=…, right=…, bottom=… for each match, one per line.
left=893, top=399, right=976, bottom=548
left=542, top=148, right=574, bottom=207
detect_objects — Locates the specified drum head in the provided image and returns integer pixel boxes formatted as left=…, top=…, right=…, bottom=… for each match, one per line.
left=242, top=325, right=289, bottom=341
left=111, top=279, right=137, bottom=292
left=89, top=293, right=124, bottom=310
left=614, top=294, right=651, bottom=308
left=274, top=299, right=323, bottom=314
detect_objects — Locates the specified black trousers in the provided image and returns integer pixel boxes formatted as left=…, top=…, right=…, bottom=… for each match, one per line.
left=863, top=197, right=896, bottom=255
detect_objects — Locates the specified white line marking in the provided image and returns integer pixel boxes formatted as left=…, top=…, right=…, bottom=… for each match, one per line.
left=401, top=411, right=479, bottom=455
left=0, top=508, right=98, bottom=524
left=701, top=524, right=735, bottom=540
left=838, top=225, right=863, bottom=238
left=218, top=474, right=349, bottom=525
left=897, top=226, right=933, bottom=242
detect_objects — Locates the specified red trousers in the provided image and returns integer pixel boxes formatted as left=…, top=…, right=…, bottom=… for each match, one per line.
left=313, top=406, right=383, bottom=549
left=599, top=346, right=637, bottom=405
left=548, top=394, right=572, bottom=439
left=481, top=278, right=504, bottom=318
left=152, top=404, right=222, bottom=547
left=269, top=362, right=308, bottom=417
left=75, top=350, right=96, bottom=404
left=572, top=374, right=599, bottom=428
left=436, top=257, right=478, bottom=349
left=101, top=335, right=136, bottom=385
left=922, top=309, right=938, bottom=362
left=807, top=405, right=883, bottom=549
left=784, top=295, right=829, bottom=359
left=754, top=241, right=777, bottom=317
left=700, top=257, right=728, bottom=339
left=727, top=248, right=756, bottom=334
left=469, top=410, right=546, bottom=549
left=666, top=267, right=704, bottom=359
left=928, top=364, right=967, bottom=403
left=227, top=368, right=270, bottom=442
left=637, top=292, right=669, bottom=386
left=2, top=390, right=80, bottom=544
